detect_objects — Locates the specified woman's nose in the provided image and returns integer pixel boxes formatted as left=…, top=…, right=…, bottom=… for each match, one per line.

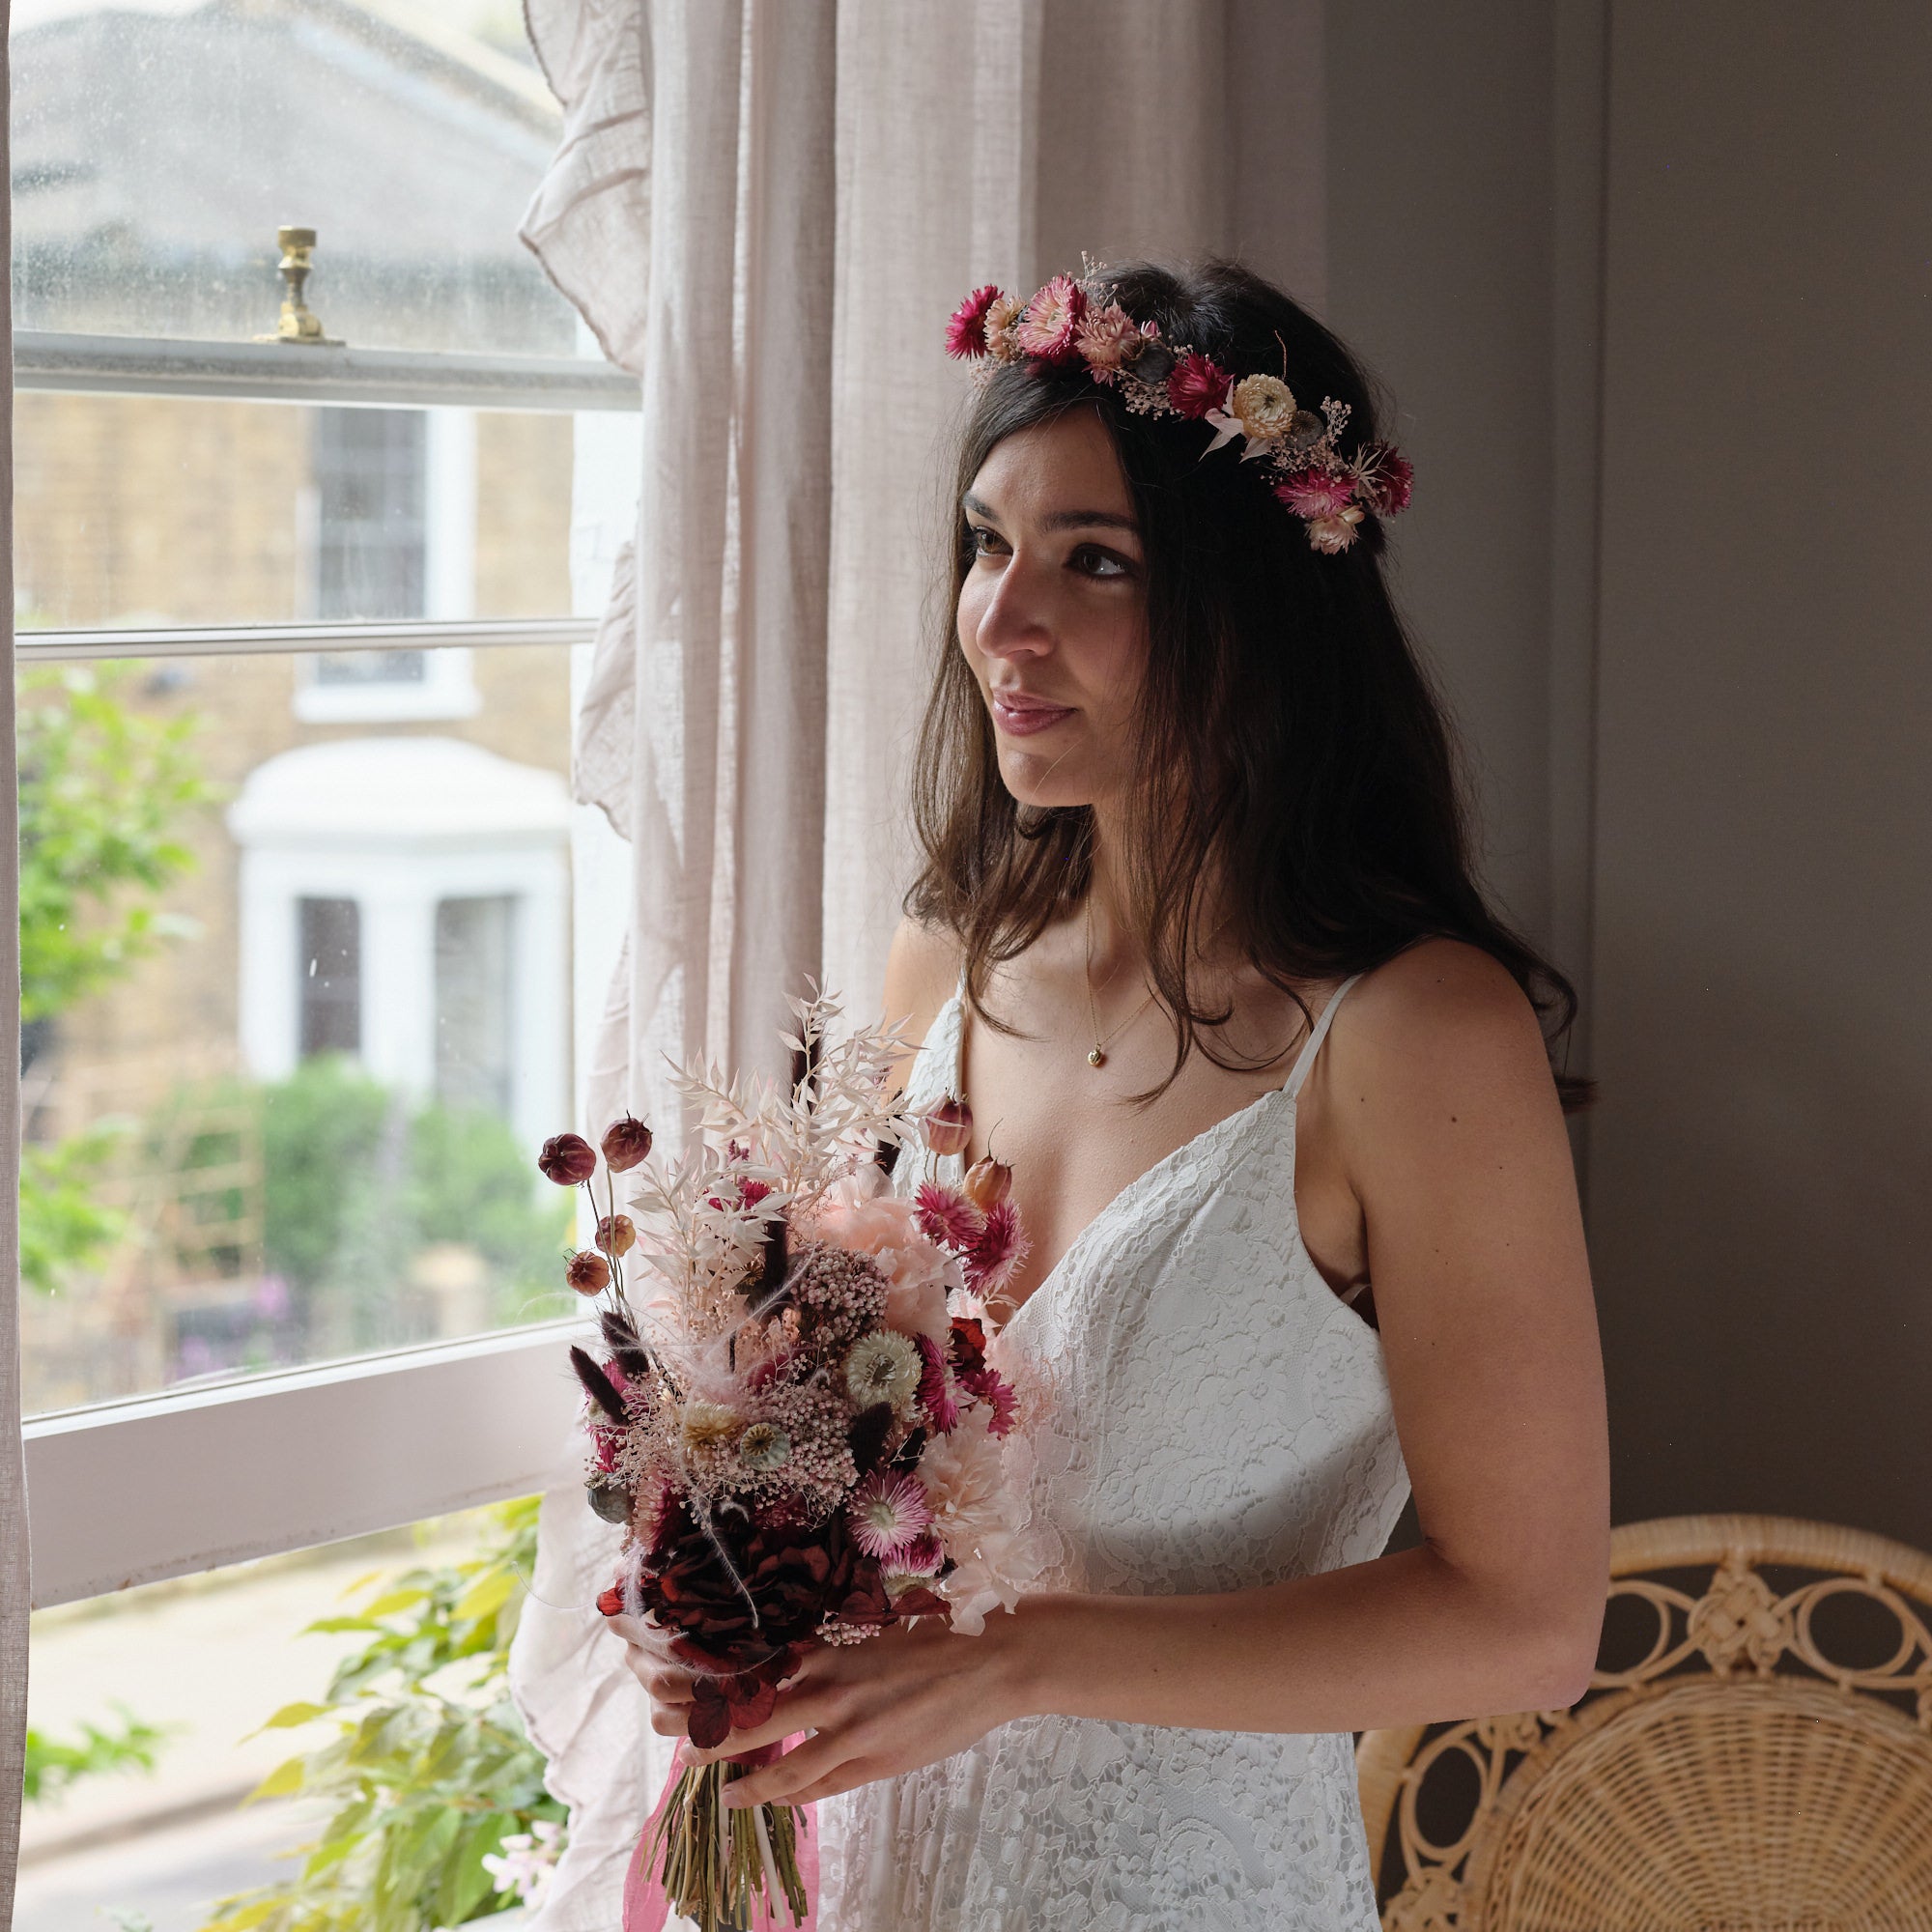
left=972, top=551, right=1056, bottom=661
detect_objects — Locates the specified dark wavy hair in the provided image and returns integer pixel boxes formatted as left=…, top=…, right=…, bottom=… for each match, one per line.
left=904, top=258, right=1594, bottom=1115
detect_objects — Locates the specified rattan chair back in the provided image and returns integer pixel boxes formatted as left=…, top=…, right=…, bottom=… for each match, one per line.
left=1355, top=1514, right=1932, bottom=1929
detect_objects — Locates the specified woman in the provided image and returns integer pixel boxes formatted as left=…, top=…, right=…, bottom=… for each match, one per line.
left=628, top=259, right=1609, bottom=1929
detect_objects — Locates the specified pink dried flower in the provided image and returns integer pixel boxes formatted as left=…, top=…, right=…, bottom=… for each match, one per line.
left=946, top=284, right=1004, bottom=359
left=1073, top=301, right=1144, bottom=380
left=1353, top=442, right=1414, bottom=516
left=965, top=1198, right=1030, bottom=1298
left=1306, top=512, right=1365, bottom=554
left=916, top=1180, right=985, bottom=1252
left=1274, top=468, right=1358, bottom=520
left=960, top=1366, right=1019, bottom=1438
left=983, top=293, right=1026, bottom=361
left=916, top=1333, right=959, bottom=1433
left=893, top=1531, right=946, bottom=1577
left=1166, top=352, right=1231, bottom=419
left=847, top=1469, right=934, bottom=1561
left=1015, top=273, right=1088, bottom=363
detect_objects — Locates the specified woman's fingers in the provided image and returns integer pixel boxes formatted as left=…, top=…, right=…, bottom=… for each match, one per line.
left=723, top=1728, right=865, bottom=1810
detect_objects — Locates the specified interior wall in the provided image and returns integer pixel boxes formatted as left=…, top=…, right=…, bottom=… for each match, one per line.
left=1324, top=1, right=1930, bottom=1551
left=1586, top=3, right=1932, bottom=1548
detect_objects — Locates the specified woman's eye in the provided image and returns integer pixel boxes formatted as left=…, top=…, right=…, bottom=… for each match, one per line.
left=1070, top=544, right=1132, bottom=580
left=966, top=525, right=1006, bottom=560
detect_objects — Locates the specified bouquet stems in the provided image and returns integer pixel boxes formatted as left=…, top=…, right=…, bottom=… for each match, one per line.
left=650, top=1757, right=810, bottom=1931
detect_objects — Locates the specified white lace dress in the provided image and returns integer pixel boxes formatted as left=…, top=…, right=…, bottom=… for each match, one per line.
left=817, top=973, right=1412, bottom=1931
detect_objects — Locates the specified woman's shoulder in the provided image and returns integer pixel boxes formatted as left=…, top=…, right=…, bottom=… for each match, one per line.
left=1323, top=936, right=1562, bottom=1158
left=878, top=915, right=964, bottom=1090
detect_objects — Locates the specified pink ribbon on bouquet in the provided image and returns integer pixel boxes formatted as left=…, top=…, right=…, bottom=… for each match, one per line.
left=621, top=1738, right=817, bottom=1932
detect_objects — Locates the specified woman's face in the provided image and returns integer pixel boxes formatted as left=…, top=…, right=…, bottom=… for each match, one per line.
left=956, top=407, right=1147, bottom=810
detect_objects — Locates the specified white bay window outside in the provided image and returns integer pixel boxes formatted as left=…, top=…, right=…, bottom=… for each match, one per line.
left=12, top=0, right=640, bottom=1922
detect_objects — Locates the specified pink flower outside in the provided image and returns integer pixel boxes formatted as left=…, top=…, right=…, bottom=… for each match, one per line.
left=1274, top=468, right=1358, bottom=520
left=1014, top=273, right=1088, bottom=363
left=916, top=1333, right=959, bottom=1433
left=960, top=1366, right=1019, bottom=1438
left=946, top=284, right=1004, bottom=360
left=1166, top=352, right=1231, bottom=419
left=847, top=1469, right=935, bottom=1562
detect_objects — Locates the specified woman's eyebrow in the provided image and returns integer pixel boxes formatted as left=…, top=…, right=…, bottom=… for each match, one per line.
left=960, top=493, right=1138, bottom=536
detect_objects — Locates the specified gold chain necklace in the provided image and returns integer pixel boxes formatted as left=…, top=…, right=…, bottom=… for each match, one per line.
left=1082, top=899, right=1235, bottom=1068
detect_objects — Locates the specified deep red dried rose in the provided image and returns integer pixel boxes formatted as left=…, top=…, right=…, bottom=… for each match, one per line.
left=601, top=1114, right=654, bottom=1172
left=539, top=1132, right=597, bottom=1185
left=950, top=1315, right=988, bottom=1378
left=1167, top=352, right=1231, bottom=419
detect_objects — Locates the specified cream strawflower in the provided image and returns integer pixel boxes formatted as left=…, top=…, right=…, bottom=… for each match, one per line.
left=1230, top=373, right=1297, bottom=441
left=844, top=1330, right=922, bottom=1411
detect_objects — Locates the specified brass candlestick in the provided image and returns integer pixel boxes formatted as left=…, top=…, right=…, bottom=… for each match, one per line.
left=254, top=225, right=342, bottom=346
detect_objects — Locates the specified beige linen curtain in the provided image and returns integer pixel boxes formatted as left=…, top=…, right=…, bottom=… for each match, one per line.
left=2, top=18, right=29, bottom=1927
left=509, top=4, right=1321, bottom=1921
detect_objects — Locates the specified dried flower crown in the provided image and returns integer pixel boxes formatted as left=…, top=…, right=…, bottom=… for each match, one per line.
left=945, top=267, right=1413, bottom=554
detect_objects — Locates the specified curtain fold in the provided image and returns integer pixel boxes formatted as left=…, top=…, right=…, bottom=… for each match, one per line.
left=509, top=4, right=1323, bottom=1921
left=2, top=16, right=30, bottom=1924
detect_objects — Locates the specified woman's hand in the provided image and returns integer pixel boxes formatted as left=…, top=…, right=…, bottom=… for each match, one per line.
left=673, top=1615, right=1031, bottom=1809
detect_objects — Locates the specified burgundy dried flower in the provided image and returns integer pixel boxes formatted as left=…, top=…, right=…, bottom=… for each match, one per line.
left=1014, top=273, right=1088, bottom=364
left=1274, top=467, right=1358, bottom=520
left=949, top=1314, right=988, bottom=1378
left=916, top=1332, right=959, bottom=1433
left=1354, top=442, right=1414, bottom=516
left=946, top=283, right=1004, bottom=359
left=921, top=1094, right=974, bottom=1158
left=965, top=1198, right=1030, bottom=1298
left=1166, top=352, right=1231, bottom=419
left=916, top=1179, right=984, bottom=1250
left=566, top=1249, right=611, bottom=1295
left=600, top=1114, right=653, bottom=1172
left=538, top=1132, right=597, bottom=1186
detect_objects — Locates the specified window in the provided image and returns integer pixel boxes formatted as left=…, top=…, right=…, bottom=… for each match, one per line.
left=14, top=0, right=642, bottom=1614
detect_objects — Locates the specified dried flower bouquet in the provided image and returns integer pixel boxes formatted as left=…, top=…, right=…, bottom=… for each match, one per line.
left=534, top=988, right=1037, bottom=1930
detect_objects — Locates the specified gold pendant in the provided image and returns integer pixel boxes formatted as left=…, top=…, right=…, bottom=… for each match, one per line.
left=1088, top=1046, right=1106, bottom=1067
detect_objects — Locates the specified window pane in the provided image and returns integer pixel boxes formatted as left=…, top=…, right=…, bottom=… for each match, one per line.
left=18, top=641, right=590, bottom=1415
left=14, top=394, right=576, bottom=631
left=11, top=0, right=577, bottom=355
left=18, top=1502, right=557, bottom=1931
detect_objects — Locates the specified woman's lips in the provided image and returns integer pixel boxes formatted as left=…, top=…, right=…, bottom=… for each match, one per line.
left=990, top=692, right=1076, bottom=736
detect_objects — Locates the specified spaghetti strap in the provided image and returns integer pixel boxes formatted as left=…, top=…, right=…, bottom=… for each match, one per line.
left=1281, top=972, right=1364, bottom=1099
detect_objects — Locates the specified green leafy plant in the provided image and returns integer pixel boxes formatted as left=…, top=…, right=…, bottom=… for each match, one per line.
left=24, top=1702, right=179, bottom=1805
left=17, top=658, right=220, bottom=1294
left=199, top=1498, right=566, bottom=1932
left=17, top=659, right=215, bottom=1025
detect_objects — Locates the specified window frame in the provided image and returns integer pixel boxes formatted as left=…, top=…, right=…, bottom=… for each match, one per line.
left=14, top=333, right=638, bottom=1609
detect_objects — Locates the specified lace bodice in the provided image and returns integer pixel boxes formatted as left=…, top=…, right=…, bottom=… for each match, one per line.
left=817, top=975, right=1411, bottom=1931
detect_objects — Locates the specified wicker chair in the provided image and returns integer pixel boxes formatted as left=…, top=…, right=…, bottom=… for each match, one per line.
left=1355, top=1515, right=1932, bottom=1929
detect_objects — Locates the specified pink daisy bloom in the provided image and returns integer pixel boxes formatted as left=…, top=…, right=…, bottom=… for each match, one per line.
left=1166, top=351, right=1231, bottom=419
left=916, top=1333, right=959, bottom=1433
left=946, top=283, right=1004, bottom=360
left=1274, top=468, right=1358, bottom=520
left=1073, top=301, right=1144, bottom=382
left=895, top=1531, right=946, bottom=1577
left=916, top=1179, right=985, bottom=1252
left=1014, top=273, right=1088, bottom=363
left=960, top=1366, right=1019, bottom=1438
left=965, top=1198, right=1030, bottom=1298
left=847, top=1469, right=935, bottom=1562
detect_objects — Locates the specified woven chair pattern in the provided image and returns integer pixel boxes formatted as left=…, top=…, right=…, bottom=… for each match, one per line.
left=1355, top=1514, right=1932, bottom=1930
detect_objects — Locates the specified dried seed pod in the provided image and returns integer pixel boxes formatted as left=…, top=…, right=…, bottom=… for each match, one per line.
left=587, top=1477, right=634, bottom=1524
left=921, top=1094, right=974, bottom=1157
left=538, top=1131, right=597, bottom=1185
left=964, top=1153, right=1011, bottom=1210
left=596, top=1212, right=637, bottom=1258
left=601, top=1113, right=654, bottom=1172
left=566, top=1249, right=611, bottom=1295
